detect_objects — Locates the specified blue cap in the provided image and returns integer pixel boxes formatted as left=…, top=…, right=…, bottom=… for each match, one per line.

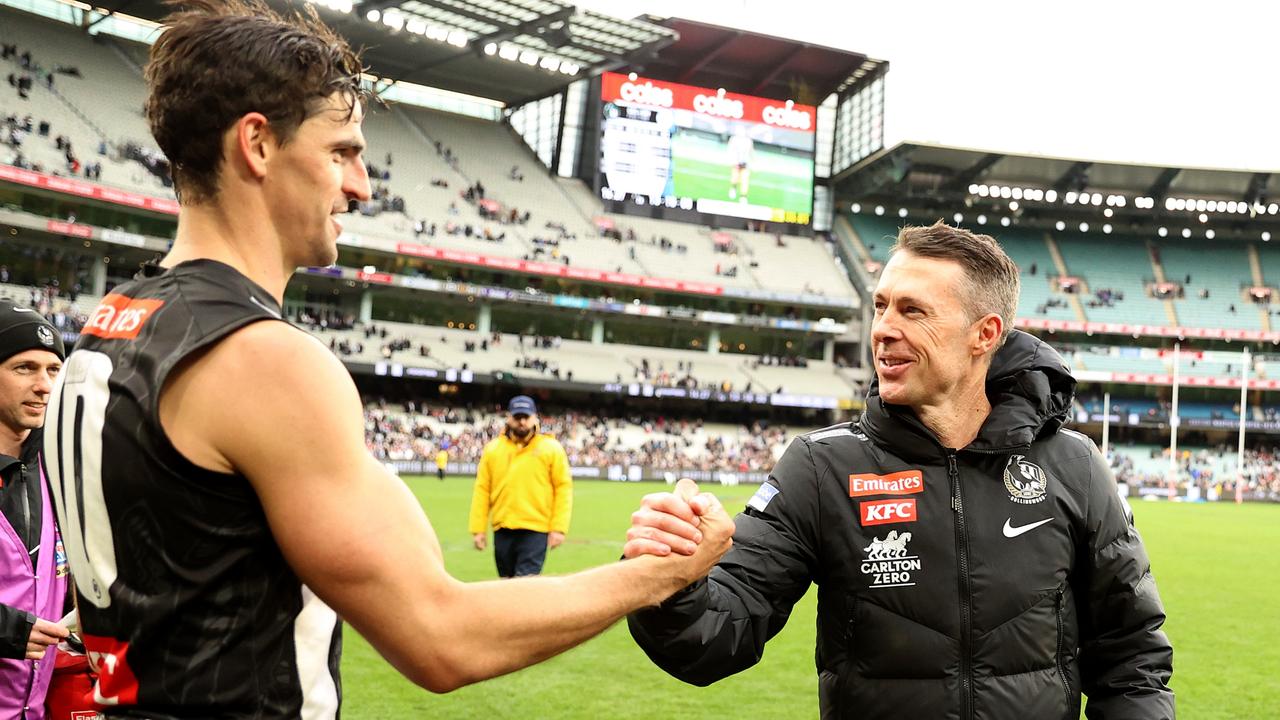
left=508, top=395, right=537, bottom=416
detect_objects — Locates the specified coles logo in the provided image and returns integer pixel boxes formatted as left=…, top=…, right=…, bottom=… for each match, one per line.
left=619, top=79, right=674, bottom=108
left=82, top=294, right=165, bottom=340
left=692, top=88, right=744, bottom=119
left=762, top=100, right=812, bottom=130
left=849, top=469, right=924, bottom=498
left=860, top=499, right=917, bottom=526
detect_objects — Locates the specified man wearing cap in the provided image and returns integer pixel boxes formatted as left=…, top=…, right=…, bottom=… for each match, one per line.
left=469, top=396, right=572, bottom=577
left=0, top=300, right=69, bottom=718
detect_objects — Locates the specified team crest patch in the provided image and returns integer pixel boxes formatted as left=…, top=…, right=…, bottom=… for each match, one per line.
left=1004, top=455, right=1048, bottom=504
left=36, top=324, right=55, bottom=347
left=860, top=530, right=919, bottom=589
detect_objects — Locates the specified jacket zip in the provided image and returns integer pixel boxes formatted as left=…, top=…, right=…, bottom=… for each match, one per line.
left=948, top=452, right=973, bottom=720
left=17, top=464, right=37, bottom=714
left=1055, top=588, right=1071, bottom=713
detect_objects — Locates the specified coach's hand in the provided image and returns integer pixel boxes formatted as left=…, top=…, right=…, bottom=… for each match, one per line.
left=473, top=533, right=486, bottom=551
left=624, top=479, right=730, bottom=560
left=548, top=531, right=565, bottom=550
left=664, top=480, right=733, bottom=585
left=26, top=617, right=68, bottom=660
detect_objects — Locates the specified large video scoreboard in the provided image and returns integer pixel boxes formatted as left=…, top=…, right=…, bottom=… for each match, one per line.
left=599, top=71, right=816, bottom=226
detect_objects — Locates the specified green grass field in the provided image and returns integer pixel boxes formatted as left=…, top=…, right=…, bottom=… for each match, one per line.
left=340, top=477, right=1280, bottom=719
left=670, top=132, right=814, bottom=214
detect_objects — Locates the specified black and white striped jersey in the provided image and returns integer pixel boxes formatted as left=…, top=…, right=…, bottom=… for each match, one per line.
left=44, top=259, right=342, bottom=719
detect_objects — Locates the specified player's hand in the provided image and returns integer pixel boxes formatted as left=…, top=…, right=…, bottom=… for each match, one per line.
left=624, top=478, right=715, bottom=559
left=473, top=533, right=486, bottom=551
left=663, top=481, right=734, bottom=586
left=26, top=617, right=68, bottom=660
left=548, top=531, right=565, bottom=550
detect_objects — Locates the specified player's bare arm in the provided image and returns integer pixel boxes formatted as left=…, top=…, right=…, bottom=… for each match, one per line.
left=159, top=319, right=733, bottom=692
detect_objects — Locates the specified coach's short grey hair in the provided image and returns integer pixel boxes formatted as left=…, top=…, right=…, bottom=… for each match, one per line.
left=891, top=221, right=1021, bottom=345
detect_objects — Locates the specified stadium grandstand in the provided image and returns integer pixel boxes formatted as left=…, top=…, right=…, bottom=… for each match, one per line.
left=3, top=0, right=1280, bottom=507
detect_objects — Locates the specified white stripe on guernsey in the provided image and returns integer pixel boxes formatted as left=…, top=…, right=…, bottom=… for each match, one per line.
left=295, top=585, right=340, bottom=720
left=807, top=427, right=855, bottom=441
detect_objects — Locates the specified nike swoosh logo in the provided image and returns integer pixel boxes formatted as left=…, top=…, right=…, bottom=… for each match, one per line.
left=12, top=307, right=34, bottom=313
left=249, top=295, right=282, bottom=319
left=1003, top=517, right=1052, bottom=538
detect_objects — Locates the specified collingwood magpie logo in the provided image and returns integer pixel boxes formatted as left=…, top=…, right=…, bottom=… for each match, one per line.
left=35, top=324, right=55, bottom=347
left=1004, top=455, right=1048, bottom=504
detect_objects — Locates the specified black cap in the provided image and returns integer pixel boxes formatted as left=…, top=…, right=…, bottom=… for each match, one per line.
left=0, top=300, right=65, bottom=363
left=508, top=395, right=537, bottom=416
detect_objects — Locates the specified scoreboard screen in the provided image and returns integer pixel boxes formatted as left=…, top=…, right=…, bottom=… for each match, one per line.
left=599, top=72, right=816, bottom=226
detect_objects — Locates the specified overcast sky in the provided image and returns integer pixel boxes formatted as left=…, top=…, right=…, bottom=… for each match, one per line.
left=575, top=0, right=1278, bottom=172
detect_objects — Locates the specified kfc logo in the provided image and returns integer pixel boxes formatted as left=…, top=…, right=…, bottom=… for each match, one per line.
left=860, top=499, right=917, bottom=527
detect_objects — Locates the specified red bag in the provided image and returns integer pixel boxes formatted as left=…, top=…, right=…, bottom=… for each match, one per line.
left=45, top=648, right=97, bottom=720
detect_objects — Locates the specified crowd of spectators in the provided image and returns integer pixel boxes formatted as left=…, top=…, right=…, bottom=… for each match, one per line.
left=1109, top=445, right=1280, bottom=500
left=0, top=269, right=91, bottom=334
left=363, top=399, right=792, bottom=473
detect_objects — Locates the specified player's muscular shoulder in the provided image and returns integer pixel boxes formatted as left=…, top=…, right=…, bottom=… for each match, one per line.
left=160, top=320, right=353, bottom=474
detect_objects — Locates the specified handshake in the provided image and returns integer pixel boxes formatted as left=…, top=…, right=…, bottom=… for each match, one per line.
left=624, top=479, right=736, bottom=586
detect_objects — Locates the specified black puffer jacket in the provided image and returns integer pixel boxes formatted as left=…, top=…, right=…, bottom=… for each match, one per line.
left=629, top=331, right=1174, bottom=719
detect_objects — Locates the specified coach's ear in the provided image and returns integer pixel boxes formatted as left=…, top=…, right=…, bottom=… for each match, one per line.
left=971, top=312, right=1003, bottom=357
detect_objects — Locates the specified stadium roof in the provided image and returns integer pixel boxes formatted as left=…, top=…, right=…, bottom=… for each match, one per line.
left=838, top=142, right=1280, bottom=238
left=90, top=0, right=679, bottom=105
left=626, top=16, right=886, bottom=105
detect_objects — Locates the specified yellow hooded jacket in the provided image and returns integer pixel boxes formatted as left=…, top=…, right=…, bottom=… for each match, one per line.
left=469, top=432, right=572, bottom=535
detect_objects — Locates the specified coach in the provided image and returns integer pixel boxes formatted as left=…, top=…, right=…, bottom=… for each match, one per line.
left=470, top=396, right=572, bottom=577
left=625, top=222, right=1174, bottom=719
left=0, top=300, right=68, bottom=718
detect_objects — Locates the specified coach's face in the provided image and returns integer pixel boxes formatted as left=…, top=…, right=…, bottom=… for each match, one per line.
left=0, top=349, right=61, bottom=436
left=871, top=252, right=985, bottom=410
left=264, top=93, right=371, bottom=268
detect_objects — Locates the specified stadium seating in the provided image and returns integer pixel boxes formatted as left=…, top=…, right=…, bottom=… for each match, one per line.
left=0, top=6, right=170, bottom=196
left=307, top=317, right=852, bottom=397
left=2, top=7, right=857, bottom=301
left=1066, top=346, right=1165, bottom=375
left=0, top=276, right=854, bottom=399
left=846, top=214, right=1078, bottom=321
left=997, top=228, right=1077, bottom=322
left=845, top=213, right=898, bottom=265
left=1052, top=232, right=1165, bottom=325
left=1158, top=239, right=1260, bottom=330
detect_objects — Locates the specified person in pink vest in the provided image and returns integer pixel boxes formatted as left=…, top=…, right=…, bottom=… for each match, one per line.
left=0, top=300, right=70, bottom=718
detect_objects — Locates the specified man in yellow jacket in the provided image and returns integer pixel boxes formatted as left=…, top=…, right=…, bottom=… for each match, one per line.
left=469, top=396, right=572, bottom=577
left=435, top=446, right=449, bottom=481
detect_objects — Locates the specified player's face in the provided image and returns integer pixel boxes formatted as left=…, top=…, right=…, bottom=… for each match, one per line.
left=0, top=349, right=61, bottom=434
left=264, top=93, right=371, bottom=268
left=870, top=252, right=982, bottom=409
left=507, top=413, right=537, bottom=439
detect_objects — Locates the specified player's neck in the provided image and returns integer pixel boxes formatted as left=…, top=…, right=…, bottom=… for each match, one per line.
left=165, top=198, right=291, bottom=304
